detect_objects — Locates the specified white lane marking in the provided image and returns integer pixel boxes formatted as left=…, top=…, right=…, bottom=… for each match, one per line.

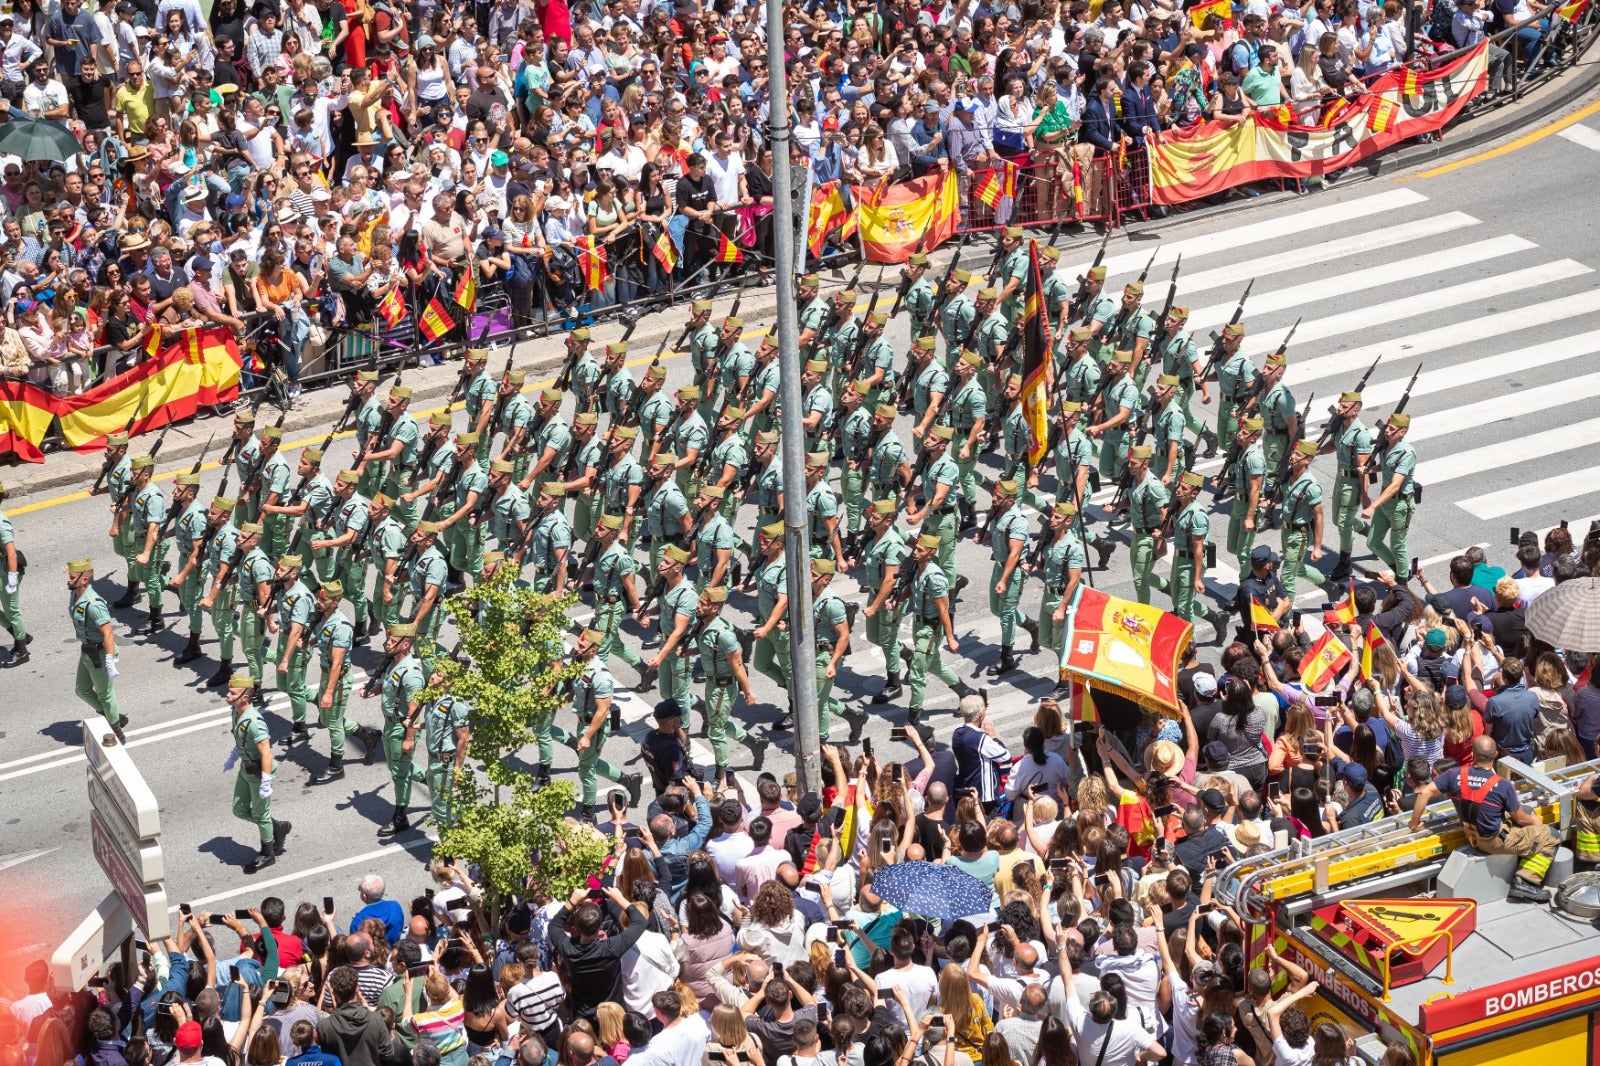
left=168, top=839, right=435, bottom=912
left=1413, top=418, right=1600, bottom=485
left=1407, top=373, right=1600, bottom=444
left=0, top=847, right=61, bottom=872
left=1557, top=124, right=1600, bottom=152
left=1187, top=236, right=1535, bottom=333
left=1458, top=471, right=1600, bottom=520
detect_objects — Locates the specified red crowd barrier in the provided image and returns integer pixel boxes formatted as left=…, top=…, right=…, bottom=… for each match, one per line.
left=956, top=154, right=1119, bottom=236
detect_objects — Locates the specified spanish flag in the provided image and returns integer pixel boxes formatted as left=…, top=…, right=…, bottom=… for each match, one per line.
left=1360, top=621, right=1387, bottom=680
left=579, top=236, right=609, bottom=291
left=453, top=267, right=476, bottom=313
left=377, top=286, right=406, bottom=328
left=57, top=326, right=241, bottom=451
left=808, top=180, right=849, bottom=257
left=1401, top=67, right=1420, bottom=97
left=715, top=231, right=744, bottom=264
left=652, top=229, right=678, bottom=272
left=1322, top=96, right=1353, bottom=127
left=1020, top=241, right=1052, bottom=466
left=142, top=323, right=162, bottom=362
left=1368, top=97, right=1399, bottom=133
left=851, top=168, right=960, bottom=263
left=1298, top=630, right=1352, bottom=692
left=1323, top=579, right=1358, bottom=627
left=1188, top=0, right=1230, bottom=27
left=972, top=165, right=1005, bottom=208
left=1069, top=678, right=1098, bottom=724
left=1250, top=598, right=1280, bottom=631
left=1558, top=0, right=1589, bottom=18
left=418, top=296, right=455, bottom=343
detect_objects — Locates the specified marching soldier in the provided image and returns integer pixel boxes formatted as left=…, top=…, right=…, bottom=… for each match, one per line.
left=437, top=433, right=488, bottom=585
left=1097, top=282, right=1155, bottom=379
left=1037, top=501, right=1087, bottom=692
left=308, top=472, right=371, bottom=644
left=496, top=370, right=536, bottom=482
left=1090, top=351, right=1140, bottom=486
left=636, top=365, right=675, bottom=451
left=1126, top=445, right=1171, bottom=606
left=836, top=385, right=874, bottom=549
left=905, top=426, right=961, bottom=587
left=864, top=402, right=910, bottom=538
left=402, top=412, right=456, bottom=532
left=1061, top=327, right=1101, bottom=404
left=570, top=627, right=643, bottom=814
left=906, top=533, right=977, bottom=724
left=984, top=479, right=1037, bottom=677
left=699, top=407, right=750, bottom=522
left=1150, top=375, right=1189, bottom=487
left=995, top=375, right=1040, bottom=503
left=684, top=298, right=719, bottom=417
left=969, top=288, right=1004, bottom=415
left=641, top=451, right=691, bottom=573
left=486, top=459, right=531, bottom=570
left=350, top=370, right=386, bottom=494
left=567, top=327, right=603, bottom=412
left=522, top=483, right=572, bottom=596
left=805, top=451, right=846, bottom=564
left=1280, top=441, right=1326, bottom=602
left=713, top=316, right=755, bottom=414
left=1323, top=391, right=1373, bottom=583
left=826, top=292, right=867, bottom=399
left=561, top=414, right=606, bottom=545
left=405, top=521, right=450, bottom=644
left=644, top=544, right=697, bottom=722
left=168, top=474, right=208, bottom=665
left=371, top=621, right=426, bottom=836
left=1156, top=307, right=1218, bottom=454
left=233, top=521, right=275, bottom=707
left=0, top=480, right=27, bottom=666
left=939, top=270, right=977, bottom=358
left=744, top=331, right=783, bottom=432
left=127, top=455, right=168, bottom=633
left=908, top=336, right=947, bottom=439
left=599, top=426, right=645, bottom=545
left=102, top=432, right=138, bottom=609
left=272, top=554, right=315, bottom=740
left=415, top=664, right=470, bottom=835
left=226, top=671, right=290, bottom=874
left=1169, top=473, right=1226, bottom=632
left=692, top=586, right=766, bottom=775
left=363, top=387, right=421, bottom=532
left=810, top=558, right=859, bottom=741
left=590, top=514, right=651, bottom=686
left=750, top=522, right=793, bottom=705
left=800, top=359, right=835, bottom=455
left=199, top=496, right=241, bottom=684
left=664, top=385, right=709, bottom=495
left=995, top=225, right=1029, bottom=324
left=1226, top=416, right=1267, bottom=574
left=263, top=446, right=334, bottom=584
left=794, top=273, right=828, bottom=348
left=747, top=432, right=783, bottom=578
left=1039, top=246, right=1071, bottom=341
left=903, top=252, right=938, bottom=339
left=519, top=388, right=572, bottom=491
left=949, top=351, right=987, bottom=529
left=1076, top=264, right=1114, bottom=330
left=307, top=580, right=368, bottom=784
left=847, top=310, right=896, bottom=409
left=862, top=500, right=910, bottom=704
left=1363, top=413, right=1417, bottom=577
left=1213, top=323, right=1255, bottom=451
left=600, top=342, right=635, bottom=424
left=367, top=494, right=409, bottom=630
left=1258, top=352, right=1297, bottom=488
left=228, top=412, right=262, bottom=524
left=255, top=426, right=292, bottom=560
left=68, top=558, right=121, bottom=735
left=462, top=348, right=499, bottom=464
left=691, top=485, right=737, bottom=592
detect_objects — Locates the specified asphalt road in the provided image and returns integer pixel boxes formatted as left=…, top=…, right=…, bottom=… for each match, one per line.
left=5, top=101, right=1600, bottom=980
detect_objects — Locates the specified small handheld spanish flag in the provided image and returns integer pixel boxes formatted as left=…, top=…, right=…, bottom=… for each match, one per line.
left=418, top=296, right=455, bottom=343
left=1299, top=630, right=1352, bottom=692
left=652, top=229, right=678, bottom=273
left=715, top=231, right=744, bottom=264
left=1323, top=579, right=1358, bottom=627
left=1401, top=67, right=1420, bottom=98
left=1360, top=621, right=1388, bottom=680
left=377, top=286, right=406, bottom=329
left=1250, top=597, right=1280, bottom=631
left=453, top=267, right=476, bottom=313
left=972, top=166, right=1003, bottom=209
left=1368, top=97, right=1399, bottom=133
left=142, top=323, right=162, bottom=361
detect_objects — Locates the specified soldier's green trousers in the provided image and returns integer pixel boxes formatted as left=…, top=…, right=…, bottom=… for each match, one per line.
left=954, top=434, right=980, bottom=510
left=595, top=599, right=644, bottom=672
left=382, top=716, right=422, bottom=807
left=927, top=510, right=959, bottom=588
left=1098, top=428, right=1128, bottom=484
left=754, top=628, right=792, bottom=694
left=842, top=465, right=866, bottom=536
left=178, top=570, right=203, bottom=635
left=116, top=523, right=139, bottom=593
left=130, top=537, right=168, bottom=614
left=1367, top=497, right=1414, bottom=577
left=573, top=491, right=601, bottom=545
left=1281, top=526, right=1325, bottom=603
left=1263, top=434, right=1289, bottom=497
left=577, top=722, right=625, bottom=807
left=0, top=572, right=25, bottom=643
left=410, top=598, right=443, bottom=648
left=373, top=576, right=403, bottom=631
left=233, top=768, right=273, bottom=845
left=357, top=462, right=384, bottom=499
left=448, top=521, right=485, bottom=582
left=909, top=618, right=961, bottom=712
left=1227, top=501, right=1260, bottom=576
left=1217, top=399, right=1239, bottom=455
left=988, top=562, right=1028, bottom=647
left=209, top=581, right=237, bottom=660
left=274, top=636, right=312, bottom=725
left=312, top=545, right=337, bottom=586
left=1039, top=587, right=1069, bottom=657
left=658, top=651, right=691, bottom=720
left=241, top=606, right=267, bottom=686
left=866, top=605, right=905, bottom=671
left=1130, top=532, right=1167, bottom=605
left=341, top=559, right=372, bottom=631
left=425, top=754, right=460, bottom=827
left=1177, top=382, right=1206, bottom=436
left=533, top=711, right=563, bottom=767
left=1331, top=475, right=1363, bottom=556
left=76, top=649, right=118, bottom=725
left=262, top=513, right=290, bottom=563
left=382, top=473, right=419, bottom=533
left=814, top=650, right=843, bottom=740
left=1170, top=553, right=1203, bottom=622
left=316, top=665, right=357, bottom=758
left=704, top=680, right=747, bottom=767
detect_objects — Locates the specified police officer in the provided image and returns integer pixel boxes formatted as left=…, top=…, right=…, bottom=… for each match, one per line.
left=405, top=521, right=450, bottom=644
left=415, top=661, right=469, bottom=837
left=309, top=472, right=372, bottom=642
left=233, top=520, right=275, bottom=706
left=1126, top=445, right=1170, bottom=605
left=272, top=554, right=315, bottom=740
left=127, top=454, right=168, bottom=632
left=1362, top=413, right=1417, bottom=578
left=225, top=671, right=290, bottom=873
left=984, top=479, right=1036, bottom=676
left=1280, top=441, right=1327, bottom=602
left=906, top=533, right=976, bottom=724
left=199, top=497, right=242, bottom=683
left=1169, top=473, right=1225, bottom=632
left=1321, top=390, right=1372, bottom=584
left=693, top=586, right=766, bottom=775
left=861, top=499, right=910, bottom=705
left=1089, top=351, right=1140, bottom=486
left=1237, top=545, right=1290, bottom=635
left=0, top=480, right=27, bottom=666
left=68, top=558, right=121, bottom=735
left=1213, top=323, right=1255, bottom=452
left=645, top=544, right=697, bottom=725
left=307, top=580, right=367, bottom=784
left=1226, top=416, right=1267, bottom=575
left=1036, top=501, right=1086, bottom=693
left=371, top=621, right=425, bottom=836
left=810, top=558, right=860, bottom=740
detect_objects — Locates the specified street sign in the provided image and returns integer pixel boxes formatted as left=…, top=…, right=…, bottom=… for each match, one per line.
left=82, top=718, right=167, bottom=941
left=89, top=815, right=168, bottom=939
left=88, top=774, right=165, bottom=883
left=50, top=892, right=134, bottom=993
left=83, top=719, right=160, bottom=837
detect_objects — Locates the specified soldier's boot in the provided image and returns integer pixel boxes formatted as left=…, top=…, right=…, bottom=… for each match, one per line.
left=1326, top=551, right=1352, bottom=583
left=1094, top=537, right=1117, bottom=570
left=841, top=704, right=869, bottom=742
left=953, top=679, right=983, bottom=701
left=206, top=658, right=234, bottom=688
left=356, top=726, right=382, bottom=765
left=744, top=734, right=770, bottom=771
left=953, top=575, right=970, bottom=600
left=310, top=755, right=345, bottom=784
left=635, top=664, right=658, bottom=692
left=621, top=772, right=643, bottom=808
left=112, top=587, right=139, bottom=610
left=871, top=671, right=904, bottom=705
left=1021, top=618, right=1040, bottom=653
left=378, top=807, right=410, bottom=837
left=250, top=685, right=267, bottom=709
left=845, top=602, right=860, bottom=632
left=352, top=618, right=371, bottom=649
left=899, top=645, right=914, bottom=674
left=1199, top=428, right=1219, bottom=458
left=610, top=703, right=622, bottom=732
left=959, top=502, right=979, bottom=535
left=244, top=842, right=276, bottom=874
left=729, top=557, right=744, bottom=588
left=536, top=764, right=552, bottom=788
left=175, top=633, right=203, bottom=664
left=8, top=633, right=31, bottom=667
left=272, top=819, right=292, bottom=855
left=289, top=723, right=310, bottom=742
left=141, top=610, right=165, bottom=635
left=988, top=645, right=1019, bottom=676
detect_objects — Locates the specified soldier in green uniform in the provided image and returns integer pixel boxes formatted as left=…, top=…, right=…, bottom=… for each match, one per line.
left=908, top=336, right=947, bottom=440
left=414, top=664, right=470, bottom=835
left=995, top=375, right=1042, bottom=508
left=691, top=484, right=737, bottom=591
left=1150, top=375, right=1189, bottom=487
left=365, top=493, right=410, bottom=630
left=794, top=274, right=828, bottom=350
left=1156, top=307, right=1217, bottom=453
left=903, top=252, right=939, bottom=339
left=405, top=521, right=450, bottom=644
left=712, top=316, right=756, bottom=415
left=698, top=407, right=750, bottom=522
left=1046, top=414, right=1110, bottom=578
left=906, top=533, right=976, bottom=724
left=599, top=342, right=636, bottom=424
left=462, top=349, right=500, bottom=465
left=100, top=432, right=138, bottom=609
left=1039, top=245, right=1071, bottom=343
left=199, top=497, right=242, bottom=684
left=1279, top=441, right=1326, bottom=603
left=984, top=479, right=1037, bottom=677
left=743, top=431, right=782, bottom=574
left=1226, top=416, right=1267, bottom=574
left=1212, top=323, right=1255, bottom=453
left=635, top=365, right=675, bottom=455
left=825, top=294, right=866, bottom=401
left=1321, top=391, right=1372, bottom=583
left=590, top=514, right=650, bottom=685
left=805, top=451, right=845, bottom=563
left=1090, top=351, right=1141, bottom=486
left=306, top=580, right=366, bottom=784
left=68, top=558, right=121, bottom=734
left=309, top=472, right=372, bottom=642
left=167, top=474, right=209, bottom=665
left=272, top=554, right=316, bottom=739
left=264, top=446, right=334, bottom=586
left=495, top=371, right=537, bottom=482
left=969, top=288, right=1005, bottom=417
left=644, top=544, right=697, bottom=724
left=744, top=333, right=783, bottom=434
left=750, top=522, right=793, bottom=700
left=664, top=385, right=709, bottom=496
left=599, top=425, right=646, bottom=544
left=228, top=412, right=263, bottom=525
left=0, top=480, right=27, bottom=666
left=560, top=414, right=606, bottom=546
left=800, top=359, right=835, bottom=455
left=848, top=311, right=896, bottom=410
left=436, top=433, right=488, bottom=584
left=1076, top=264, right=1114, bottom=331
left=255, top=426, right=293, bottom=560
left=370, top=622, right=426, bottom=836
left=485, top=460, right=531, bottom=574
left=363, top=387, right=421, bottom=532
left=1061, top=326, right=1101, bottom=404
left=402, top=411, right=456, bottom=533
left=692, top=586, right=766, bottom=776
left=906, top=426, right=962, bottom=587
left=350, top=370, right=387, bottom=496
left=995, top=226, right=1029, bottom=324
left=810, top=558, right=860, bottom=741
left=1126, top=445, right=1171, bottom=605
left=232, top=521, right=275, bottom=705
left=863, top=402, right=910, bottom=534
left=567, top=327, right=603, bottom=413
left=684, top=298, right=719, bottom=421
left=948, top=351, right=987, bottom=529
left=519, top=388, right=572, bottom=492
left=836, top=385, right=874, bottom=550
left=1096, top=282, right=1156, bottom=381
left=225, top=671, right=290, bottom=873
left=1035, top=501, right=1087, bottom=693
left=641, top=452, right=691, bottom=573
left=126, top=455, right=168, bottom=632
left=570, top=627, right=643, bottom=815
left=522, top=483, right=572, bottom=596
left=1362, top=413, right=1417, bottom=577
left=1169, top=473, right=1226, bottom=632
left=1257, top=352, right=1297, bottom=493
left=861, top=499, right=910, bottom=704
left=939, top=270, right=977, bottom=360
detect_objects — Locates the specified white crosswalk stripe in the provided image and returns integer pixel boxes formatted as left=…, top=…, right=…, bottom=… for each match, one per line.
left=1557, top=124, right=1600, bottom=152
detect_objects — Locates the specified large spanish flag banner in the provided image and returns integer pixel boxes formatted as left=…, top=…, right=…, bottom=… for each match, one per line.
left=1148, top=43, right=1487, bottom=205
left=1020, top=241, right=1052, bottom=466
left=57, top=326, right=242, bottom=451
left=1058, top=586, right=1193, bottom=718
left=0, top=380, right=58, bottom=462
left=849, top=168, right=960, bottom=264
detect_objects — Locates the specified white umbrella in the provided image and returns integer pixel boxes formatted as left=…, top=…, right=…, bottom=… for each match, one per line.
left=1525, top=576, right=1600, bottom=653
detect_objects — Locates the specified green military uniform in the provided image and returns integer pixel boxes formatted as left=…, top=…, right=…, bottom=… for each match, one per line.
left=530, top=413, right=573, bottom=493
left=1332, top=407, right=1374, bottom=559
left=354, top=394, right=387, bottom=496
left=70, top=575, right=118, bottom=725
left=941, top=288, right=977, bottom=361
left=258, top=451, right=293, bottom=560
left=1064, top=349, right=1102, bottom=407
left=637, top=388, right=677, bottom=453
left=753, top=552, right=792, bottom=692
left=328, top=491, right=371, bottom=627
left=1038, top=522, right=1087, bottom=658
left=173, top=498, right=209, bottom=637
left=129, top=479, right=168, bottom=614
left=603, top=366, right=638, bottom=425
left=657, top=574, right=698, bottom=714
left=828, top=314, right=865, bottom=402
left=377, top=412, right=422, bottom=532
left=697, top=612, right=749, bottom=766
left=999, top=403, right=1038, bottom=501
left=368, top=513, right=409, bottom=628
left=571, top=349, right=604, bottom=413
left=593, top=534, right=645, bottom=672
left=997, top=242, right=1029, bottom=324
left=464, top=365, right=499, bottom=465
left=919, top=442, right=962, bottom=586
left=1127, top=463, right=1171, bottom=605
left=747, top=357, right=783, bottom=433
left=446, top=454, right=490, bottom=579
left=1151, top=396, right=1189, bottom=483
left=274, top=574, right=315, bottom=725
left=906, top=275, right=938, bottom=338
left=688, top=316, right=721, bottom=422
left=232, top=436, right=263, bottom=523
left=422, top=693, right=469, bottom=827
left=853, top=331, right=897, bottom=410
left=803, top=380, right=835, bottom=456
left=1279, top=457, right=1326, bottom=602
left=230, top=698, right=274, bottom=847
left=642, top=476, right=689, bottom=571
left=864, top=521, right=910, bottom=675
left=567, top=432, right=607, bottom=543
left=1096, top=371, right=1141, bottom=483
left=206, top=516, right=241, bottom=661
left=1227, top=434, right=1267, bottom=574
left=838, top=405, right=873, bottom=539
left=600, top=449, right=645, bottom=527
left=1367, top=422, right=1417, bottom=576
left=525, top=506, right=572, bottom=595
left=313, top=600, right=358, bottom=759
left=1158, top=329, right=1209, bottom=436
left=1170, top=489, right=1211, bottom=624
left=716, top=342, right=756, bottom=412
left=1259, top=375, right=1296, bottom=492
left=908, top=557, right=962, bottom=714
left=300, top=473, right=337, bottom=584
left=498, top=392, right=537, bottom=483
left=667, top=410, right=710, bottom=496
left=807, top=477, right=842, bottom=560
left=950, top=377, right=986, bottom=509
left=1216, top=348, right=1257, bottom=450
left=694, top=510, right=738, bottom=591
left=379, top=648, right=426, bottom=810
left=107, top=455, right=137, bottom=586
left=0, top=507, right=28, bottom=648
left=1085, top=293, right=1124, bottom=364
left=865, top=422, right=906, bottom=515
left=913, top=357, right=951, bottom=428
left=1104, top=305, right=1156, bottom=386
left=489, top=483, right=531, bottom=572
left=811, top=575, right=849, bottom=739
left=705, top=426, right=750, bottom=523
left=972, top=310, right=1008, bottom=414
left=235, top=540, right=275, bottom=688
left=987, top=498, right=1032, bottom=647
left=407, top=541, right=450, bottom=643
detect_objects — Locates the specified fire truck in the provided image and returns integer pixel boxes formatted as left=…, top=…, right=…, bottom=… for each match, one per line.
left=1215, top=757, right=1600, bottom=1066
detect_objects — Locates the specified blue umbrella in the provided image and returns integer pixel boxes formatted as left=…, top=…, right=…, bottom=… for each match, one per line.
left=870, top=861, right=992, bottom=922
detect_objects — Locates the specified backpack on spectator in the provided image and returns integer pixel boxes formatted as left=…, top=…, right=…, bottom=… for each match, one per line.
left=1376, top=728, right=1407, bottom=792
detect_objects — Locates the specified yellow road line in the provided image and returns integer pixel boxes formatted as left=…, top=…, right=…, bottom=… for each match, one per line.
left=1408, top=94, right=1600, bottom=180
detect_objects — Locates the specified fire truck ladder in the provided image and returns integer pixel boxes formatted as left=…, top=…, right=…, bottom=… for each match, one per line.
left=1215, top=757, right=1596, bottom=926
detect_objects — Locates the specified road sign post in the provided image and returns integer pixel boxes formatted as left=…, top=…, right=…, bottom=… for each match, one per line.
left=82, top=718, right=168, bottom=940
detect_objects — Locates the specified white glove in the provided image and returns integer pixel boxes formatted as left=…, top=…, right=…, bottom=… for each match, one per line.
left=223, top=749, right=239, bottom=772
left=258, top=774, right=273, bottom=799
left=5, top=572, right=15, bottom=594
left=104, top=654, right=119, bottom=678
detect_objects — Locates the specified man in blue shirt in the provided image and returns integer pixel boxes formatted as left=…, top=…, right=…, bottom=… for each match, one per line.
left=650, top=773, right=713, bottom=901
left=909, top=102, right=947, bottom=177
left=348, top=874, right=406, bottom=945
left=1484, top=657, right=1539, bottom=765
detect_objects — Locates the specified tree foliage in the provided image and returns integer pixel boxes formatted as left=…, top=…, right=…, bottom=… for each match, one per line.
left=438, top=776, right=610, bottom=903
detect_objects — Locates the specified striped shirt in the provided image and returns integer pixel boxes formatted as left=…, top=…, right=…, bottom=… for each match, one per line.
left=354, top=964, right=396, bottom=1008
left=504, top=971, right=564, bottom=1033
left=407, top=1000, right=466, bottom=1055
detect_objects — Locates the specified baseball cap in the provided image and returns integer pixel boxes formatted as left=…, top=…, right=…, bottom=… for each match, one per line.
left=490, top=149, right=509, bottom=167
left=1424, top=628, right=1448, bottom=649
left=1192, top=671, right=1218, bottom=698
left=191, top=257, right=213, bottom=272
left=1342, top=763, right=1369, bottom=789
left=1444, top=683, right=1469, bottom=709
left=653, top=699, right=683, bottom=722
left=175, top=1022, right=203, bottom=1051
left=1250, top=544, right=1279, bottom=565
left=1201, top=740, right=1230, bottom=769
left=225, top=194, right=245, bottom=210
left=1198, top=788, right=1228, bottom=813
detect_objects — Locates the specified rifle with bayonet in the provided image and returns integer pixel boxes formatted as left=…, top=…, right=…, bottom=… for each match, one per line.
left=933, top=243, right=964, bottom=306
left=889, top=232, right=930, bottom=320
left=1145, top=254, right=1183, bottom=362
left=91, top=412, right=140, bottom=496
left=221, top=390, right=272, bottom=466
left=1196, top=279, right=1254, bottom=386
left=240, top=407, right=288, bottom=501
left=1312, top=353, right=1383, bottom=452
left=1369, top=363, right=1422, bottom=487
left=621, top=334, right=671, bottom=430
left=838, top=281, right=884, bottom=395
left=802, top=260, right=866, bottom=360
left=1068, top=229, right=1112, bottom=322
left=1100, top=249, right=1158, bottom=353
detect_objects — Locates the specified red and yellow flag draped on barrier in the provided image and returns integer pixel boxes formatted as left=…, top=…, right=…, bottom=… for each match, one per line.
left=808, top=180, right=849, bottom=257
left=1058, top=586, right=1193, bottom=718
left=1146, top=43, right=1488, bottom=204
left=56, top=326, right=242, bottom=451
left=0, top=381, right=59, bottom=462
left=848, top=169, right=960, bottom=264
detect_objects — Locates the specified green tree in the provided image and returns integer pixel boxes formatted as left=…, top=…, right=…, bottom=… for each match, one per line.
left=423, top=567, right=605, bottom=904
